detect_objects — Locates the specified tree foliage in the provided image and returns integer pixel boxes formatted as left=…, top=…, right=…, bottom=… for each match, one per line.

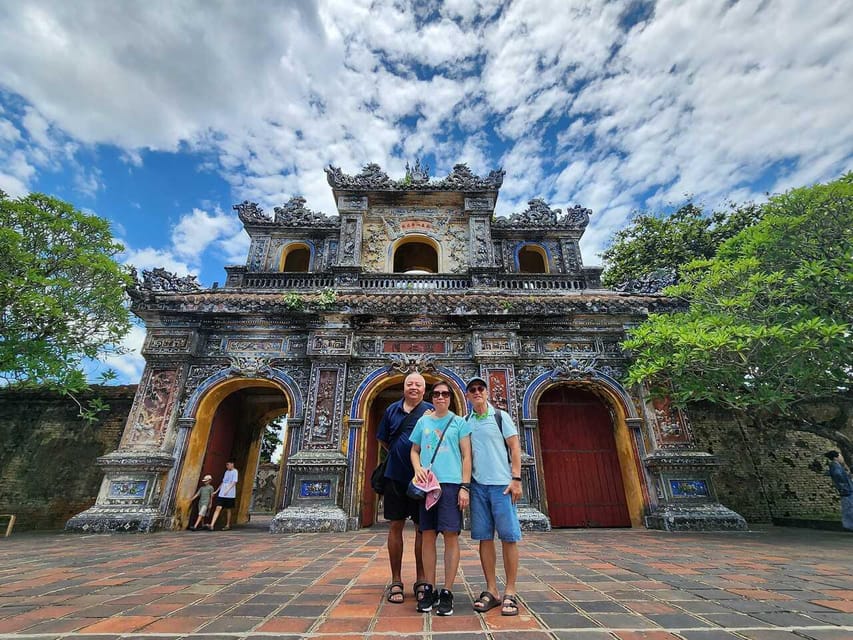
left=0, top=191, right=132, bottom=397
left=623, top=174, right=853, bottom=459
left=601, top=201, right=762, bottom=288
left=260, top=420, right=284, bottom=464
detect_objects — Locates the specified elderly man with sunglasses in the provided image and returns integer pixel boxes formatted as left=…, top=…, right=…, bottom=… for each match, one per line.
left=465, top=376, right=524, bottom=617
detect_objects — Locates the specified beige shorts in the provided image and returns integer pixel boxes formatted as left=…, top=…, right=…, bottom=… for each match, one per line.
left=198, top=503, right=210, bottom=517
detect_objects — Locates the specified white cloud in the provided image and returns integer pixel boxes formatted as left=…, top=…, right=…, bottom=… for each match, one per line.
left=0, top=0, right=850, bottom=270
left=121, top=246, right=193, bottom=277
left=100, top=323, right=146, bottom=383
left=171, top=207, right=242, bottom=263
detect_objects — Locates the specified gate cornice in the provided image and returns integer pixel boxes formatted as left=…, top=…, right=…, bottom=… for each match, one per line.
left=522, top=367, right=638, bottom=420
left=182, top=366, right=305, bottom=420
left=349, top=365, right=466, bottom=420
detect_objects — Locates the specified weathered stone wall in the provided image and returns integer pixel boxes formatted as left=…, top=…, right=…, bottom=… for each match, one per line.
left=0, top=385, right=136, bottom=530
left=690, top=405, right=841, bottom=524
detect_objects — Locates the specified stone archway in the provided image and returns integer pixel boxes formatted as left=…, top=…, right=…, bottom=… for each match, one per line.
left=524, top=370, right=648, bottom=528
left=350, top=367, right=466, bottom=528
left=174, top=378, right=290, bottom=529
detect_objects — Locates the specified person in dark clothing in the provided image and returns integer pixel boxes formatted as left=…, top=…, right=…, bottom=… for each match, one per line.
left=377, top=372, right=433, bottom=604
left=824, top=450, right=853, bottom=531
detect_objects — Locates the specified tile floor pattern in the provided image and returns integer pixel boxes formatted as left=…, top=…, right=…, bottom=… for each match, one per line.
left=0, top=522, right=850, bottom=639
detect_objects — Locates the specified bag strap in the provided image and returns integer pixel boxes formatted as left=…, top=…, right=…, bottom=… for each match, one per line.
left=426, top=416, right=454, bottom=468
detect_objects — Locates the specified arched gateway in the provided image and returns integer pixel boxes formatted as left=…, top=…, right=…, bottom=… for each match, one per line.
left=67, top=163, right=746, bottom=533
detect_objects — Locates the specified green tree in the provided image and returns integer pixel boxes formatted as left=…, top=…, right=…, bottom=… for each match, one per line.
left=0, top=192, right=132, bottom=404
left=601, top=201, right=762, bottom=288
left=260, top=420, right=284, bottom=463
left=623, top=174, right=853, bottom=460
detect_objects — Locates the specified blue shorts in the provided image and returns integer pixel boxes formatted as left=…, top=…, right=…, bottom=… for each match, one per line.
left=419, top=484, right=462, bottom=533
left=470, top=481, right=522, bottom=542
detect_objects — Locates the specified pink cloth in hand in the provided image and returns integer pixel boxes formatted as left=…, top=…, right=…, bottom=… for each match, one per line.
left=417, top=469, right=442, bottom=510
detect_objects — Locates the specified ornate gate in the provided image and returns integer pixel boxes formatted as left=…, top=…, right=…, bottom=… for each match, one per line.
left=539, top=386, right=631, bottom=527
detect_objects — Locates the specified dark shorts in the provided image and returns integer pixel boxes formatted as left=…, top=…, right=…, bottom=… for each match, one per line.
left=419, top=484, right=462, bottom=533
left=216, top=497, right=235, bottom=508
left=383, top=479, right=420, bottom=524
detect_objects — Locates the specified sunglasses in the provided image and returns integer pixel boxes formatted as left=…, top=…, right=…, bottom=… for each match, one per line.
left=431, top=390, right=451, bottom=398
left=467, top=385, right=487, bottom=393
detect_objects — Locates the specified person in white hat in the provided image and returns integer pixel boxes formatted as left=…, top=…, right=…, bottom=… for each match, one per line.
left=188, top=474, right=215, bottom=531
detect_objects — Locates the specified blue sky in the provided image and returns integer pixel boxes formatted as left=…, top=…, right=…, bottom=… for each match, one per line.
left=1, top=0, right=851, bottom=383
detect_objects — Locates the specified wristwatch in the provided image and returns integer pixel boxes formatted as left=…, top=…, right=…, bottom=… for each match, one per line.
left=511, top=476, right=522, bottom=482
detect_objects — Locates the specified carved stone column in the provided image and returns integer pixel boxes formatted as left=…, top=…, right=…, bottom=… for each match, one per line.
left=639, top=387, right=747, bottom=531
left=66, top=328, right=198, bottom=533
left=517, top=418, right=551, bottom=531
left=270, top=333, right=352, bottom=532
left=66, top=363, right=186, bottom=532
left=467, top=196, right=500, bottom=288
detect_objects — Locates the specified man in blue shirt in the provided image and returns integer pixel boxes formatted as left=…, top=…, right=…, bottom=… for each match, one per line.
left=377, top=372, right=433, bottom=604
left=466, top=376, right=524, bottom=616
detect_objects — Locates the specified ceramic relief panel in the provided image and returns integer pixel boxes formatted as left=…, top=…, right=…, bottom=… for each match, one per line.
left=470, top=218, right=492, bottom=267
left=474, top=333, right=516, bottom=357
left=381, top=340, right=446, bottom=354
left=644, top=391, right=694, bottom=447
left=482, top=367, right=518, bottom=421
left=340, top=218, right=361, bottom=266
left=225, top=337, right=286, bottom=353
left=308, top=333, right=351, bottom=357
left=143, top=331, right=192, bottom=355
left=303, top=365, right=345, bottom=450
left=123, top=368, right=179, bottom=448
left=248, top=237, right=270, bottom=271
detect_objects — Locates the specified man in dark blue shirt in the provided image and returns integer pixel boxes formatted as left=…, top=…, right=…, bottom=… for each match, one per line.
left=377, top=372, right=433, bottom=604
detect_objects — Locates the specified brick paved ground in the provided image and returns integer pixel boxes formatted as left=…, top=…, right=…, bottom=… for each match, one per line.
left=0, top=520, right=851, bottom=639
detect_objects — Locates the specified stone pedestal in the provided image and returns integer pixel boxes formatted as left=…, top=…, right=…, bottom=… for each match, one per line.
left=65, top=451, right=174, bottom=533
left=643, top=450, right=747, bottom=531
left=270, top=505, right=348, bottom=533
left=518, top=506, right=551, bottom=531
left=269, top=450, right=349, bottom=533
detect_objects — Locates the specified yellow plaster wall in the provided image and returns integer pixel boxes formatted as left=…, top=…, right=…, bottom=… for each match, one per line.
left=174, top=378, right=287, bottom=529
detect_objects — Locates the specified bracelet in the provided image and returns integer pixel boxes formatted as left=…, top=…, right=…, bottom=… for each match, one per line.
left=511, top=476, right=522, bottom=482
left=459, top=486, right=470, bottom=492
left=460, top=483, right=471, bottom=490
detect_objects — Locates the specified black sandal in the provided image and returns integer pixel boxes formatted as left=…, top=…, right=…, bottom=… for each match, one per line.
left=413, top=580, right=429, bottom=602
left=386, top=581, right=404, bottom=604
left=501, top=594, right=519, bottom=616
left=473, top=591, right=501, bottom=612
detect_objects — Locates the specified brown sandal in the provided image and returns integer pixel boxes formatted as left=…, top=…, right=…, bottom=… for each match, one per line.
left=413, top=581, right=429, bottom=602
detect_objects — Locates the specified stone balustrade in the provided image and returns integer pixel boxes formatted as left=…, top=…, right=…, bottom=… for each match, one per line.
left=233, top=271, right=592, bottom=291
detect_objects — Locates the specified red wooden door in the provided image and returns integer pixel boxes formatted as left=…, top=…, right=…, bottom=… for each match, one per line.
left=360, top=399, right=385, bottom=527
left=361, top=388, right=400, bottom=527
left=539, top=387, right=630, bottom=527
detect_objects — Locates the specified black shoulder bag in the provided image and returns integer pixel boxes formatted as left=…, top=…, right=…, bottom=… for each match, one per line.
left=371, top=403, right=422, bottom=495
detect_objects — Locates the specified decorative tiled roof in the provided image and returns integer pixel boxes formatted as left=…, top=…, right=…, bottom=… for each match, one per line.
left=130, top=289, right=681, bottom=317
left=325, top=162, right=505, bottom=192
